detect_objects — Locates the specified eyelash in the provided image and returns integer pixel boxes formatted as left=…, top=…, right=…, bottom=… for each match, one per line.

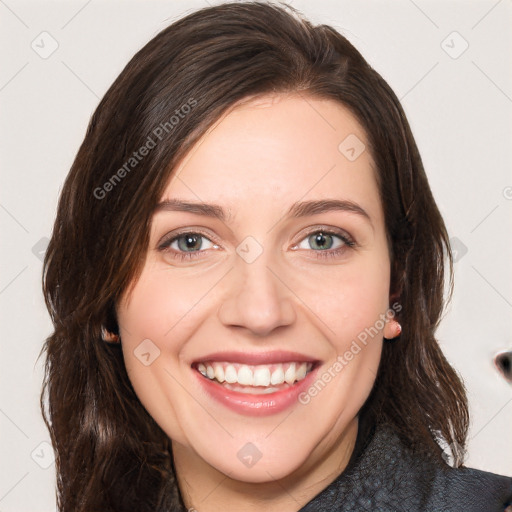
left=157, top=227, right=356, bottom=262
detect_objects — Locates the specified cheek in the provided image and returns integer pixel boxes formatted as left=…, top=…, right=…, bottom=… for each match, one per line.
left=344, top=260, right=390, bottom=337
left=293, top=251, right=391, bottom=346
left=292, top=257, right=388, bottom=447
left=118, top=263, right=218, bottom=341
left=116, top=266, right=215, bottom=444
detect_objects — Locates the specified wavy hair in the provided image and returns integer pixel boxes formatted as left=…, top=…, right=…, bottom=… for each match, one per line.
left=40, top=2, right=468, bottom=510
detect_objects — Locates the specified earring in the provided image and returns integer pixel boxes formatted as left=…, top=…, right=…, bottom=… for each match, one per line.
left=101, top=326, right=120, bottom=344
left=384, top=320, right=401, bottom=341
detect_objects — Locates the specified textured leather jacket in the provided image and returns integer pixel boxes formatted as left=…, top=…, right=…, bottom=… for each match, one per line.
left=299, top=422, right=512, bottom=511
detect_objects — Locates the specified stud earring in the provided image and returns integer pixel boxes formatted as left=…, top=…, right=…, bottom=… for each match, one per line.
left=101, top=326, right=120, bottom=344
left=384, top=320, right=402, bottom=341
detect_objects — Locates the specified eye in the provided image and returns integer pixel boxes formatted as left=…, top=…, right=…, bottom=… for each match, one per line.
left=293, top=228, right=355, bottom=260
left=157, top=227, right=355, bottom=263
left=158, top=231, right=219, bottom=261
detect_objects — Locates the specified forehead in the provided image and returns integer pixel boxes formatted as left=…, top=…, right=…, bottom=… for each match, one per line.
left=159, top=93, right=380, bottom=224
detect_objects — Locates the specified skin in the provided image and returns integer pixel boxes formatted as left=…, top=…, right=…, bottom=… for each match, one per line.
left=117, top=93, right=398, bottom=511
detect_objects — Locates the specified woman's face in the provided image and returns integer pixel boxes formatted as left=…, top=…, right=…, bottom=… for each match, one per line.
left=117, top=93, right=393, bottom=484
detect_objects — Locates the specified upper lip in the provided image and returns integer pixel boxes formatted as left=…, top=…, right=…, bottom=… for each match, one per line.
left=192, top=350, right=320, bottom=366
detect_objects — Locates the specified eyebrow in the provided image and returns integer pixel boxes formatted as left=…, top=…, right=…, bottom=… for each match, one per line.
left=154, top=198, right=371, bottom=225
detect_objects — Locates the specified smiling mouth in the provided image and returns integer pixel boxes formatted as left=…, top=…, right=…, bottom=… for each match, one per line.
left=193, top=361, right=316, bottom=395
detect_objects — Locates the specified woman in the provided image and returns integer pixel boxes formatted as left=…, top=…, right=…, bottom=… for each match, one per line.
left=40, top=2, right=512, bottom=511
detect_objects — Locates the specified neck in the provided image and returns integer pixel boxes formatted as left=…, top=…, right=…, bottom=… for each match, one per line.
left=172, top=417, right=359, bottom=512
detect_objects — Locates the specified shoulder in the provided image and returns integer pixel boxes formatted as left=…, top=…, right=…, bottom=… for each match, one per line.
left=299, top=422, right=512, bottom=512
left=358, top=423, right=512, bottom=510
left=370, top=432, right=512, bottom=511
left=429, top=464, right=512, bottom=511
left=378, top=424, right=512, bottom=511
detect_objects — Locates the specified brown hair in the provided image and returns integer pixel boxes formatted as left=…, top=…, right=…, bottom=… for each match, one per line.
left=40, top=2, right=468, bottom=511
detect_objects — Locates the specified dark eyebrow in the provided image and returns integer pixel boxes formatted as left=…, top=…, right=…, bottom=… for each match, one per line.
left=154, top=198, right=371, bottom=225
left=286, top=199, right=371, bottom=224
left=154, top=199, right=231, bottom=222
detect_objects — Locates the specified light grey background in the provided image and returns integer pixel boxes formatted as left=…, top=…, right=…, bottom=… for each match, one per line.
left=1, top=1, right=511, bottom=510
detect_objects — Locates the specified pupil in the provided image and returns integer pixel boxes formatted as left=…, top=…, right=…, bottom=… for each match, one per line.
left=179, top=234, right=201, bottom=251
left=311, top=232, right=332, bottom=250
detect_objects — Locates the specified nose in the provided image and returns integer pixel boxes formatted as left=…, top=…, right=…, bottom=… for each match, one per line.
left=217, top=254, right=296, bottom=337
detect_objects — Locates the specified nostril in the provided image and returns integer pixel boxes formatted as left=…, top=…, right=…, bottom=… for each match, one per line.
left=494, top=350, right=512, bottom=383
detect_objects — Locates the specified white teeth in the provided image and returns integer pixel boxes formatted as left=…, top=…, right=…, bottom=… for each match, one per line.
left=253, top=367, right=271, bottom=387
left=196, top=361, right=314, bottom=388
left=284, top=362, right=296, bottom=384
left=222, top=383, right=281, bottom=394
left=214, top=364, right=225, bottom=383
left=237, top=365, right=253, bottom=386
left=296, top=362, right=307, bottom=381
left=224, top=364, right=238, bottom=384
left=270, top=366, right=285, bottom=385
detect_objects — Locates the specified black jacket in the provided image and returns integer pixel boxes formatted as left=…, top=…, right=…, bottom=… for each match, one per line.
left=299, top=422, right=512, bottom=512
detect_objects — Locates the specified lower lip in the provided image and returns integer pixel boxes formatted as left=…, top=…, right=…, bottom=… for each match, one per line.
left=193, top=366, right=320, bottom=416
